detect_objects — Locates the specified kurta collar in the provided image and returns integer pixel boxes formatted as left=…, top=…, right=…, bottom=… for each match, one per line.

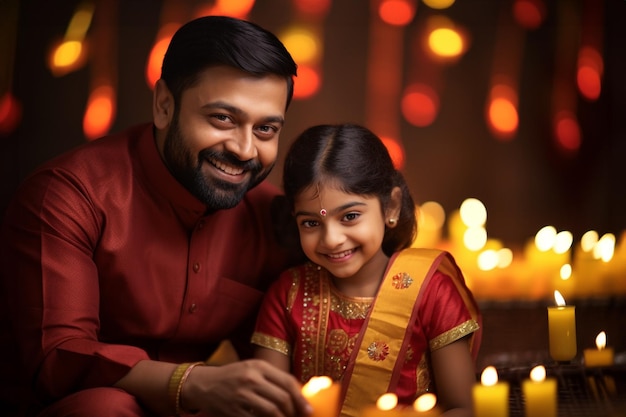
left=137, top=124, right=208, bottom=225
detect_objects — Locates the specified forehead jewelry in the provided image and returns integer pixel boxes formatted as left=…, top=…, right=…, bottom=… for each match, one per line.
left=317, top=183, right=327, bottom=216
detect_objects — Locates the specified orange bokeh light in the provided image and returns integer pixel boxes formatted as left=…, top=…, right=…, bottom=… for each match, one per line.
left=83, top=85, right=116, bottom=140
left=401, top=83, right=439, bottom=127
left=293, top=0, right=332, bottom=16
left=293, top=65, right=321, bottom=99
left=577, top=66, right=601, bottom=101
left=0, top=92, right=22, bottom=135
left=486, top=83, right=518, bottom=140
left=513, top=0, right=546, bottom=30
left=145, top=24, right=179, bottom=89
left=554, top=111, right=581, bottom=152
left=379, top=0, right=416, bottom=26
left=381, top=137, right=405, bottom=170
left=487, top=98, right=518, bottom=140
left=196, top=0, right=255, bottom=18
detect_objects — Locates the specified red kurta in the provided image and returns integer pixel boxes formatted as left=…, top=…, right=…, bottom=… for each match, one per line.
left=0, top=123, right=294, bottom=414
left=252, top=259, right=480, bottom=404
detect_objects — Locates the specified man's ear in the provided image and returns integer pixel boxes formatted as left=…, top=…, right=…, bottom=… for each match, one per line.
left=153, top=79, right=174, bottom=129
left=386, top=186, right=403, bottom=227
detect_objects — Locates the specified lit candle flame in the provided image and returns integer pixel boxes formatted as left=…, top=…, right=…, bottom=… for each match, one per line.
left=413, top=392, right=437, bottom=412
left=595, top=331, right=607, bottom=350
left=554, top=290, right=566, bottom=307
left=301, top=376, right=332, bottom=397
left=376, top=393, right=398, bottom=410
left=480, top=366, right=499, bottom=386
left=529, top=365, right=546, bottom=382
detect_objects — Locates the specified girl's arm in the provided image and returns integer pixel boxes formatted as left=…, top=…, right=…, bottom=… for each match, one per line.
left=254, top=346, right=291, bottom=373
left=430, top=336, right=476, bottom=417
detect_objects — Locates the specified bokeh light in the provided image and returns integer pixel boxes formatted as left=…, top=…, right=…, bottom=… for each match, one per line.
left=379, top=0, right=416, bottom=26
left=513, top=0, right=546, bottom=30
left=292, top=64, right=321, bottom=99
left=401, top=83, right=440, bottom=127
left=83, top=85, right=115, bottom=140
left=381, top=137, right=405, bottom=170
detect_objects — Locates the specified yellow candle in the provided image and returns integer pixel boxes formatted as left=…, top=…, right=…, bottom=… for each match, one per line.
left=583, top=331, right=615, bottom=367
left=547, top=290, right=577, bottom=362
left=522, top=365, right=557, bottom=417
left=472, top=366, right=509, bottom=417
left=301, top=376, right=340, bottom=417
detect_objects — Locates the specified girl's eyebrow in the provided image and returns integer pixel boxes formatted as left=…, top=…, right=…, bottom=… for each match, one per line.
left=294, top=201, right=366, bottom=218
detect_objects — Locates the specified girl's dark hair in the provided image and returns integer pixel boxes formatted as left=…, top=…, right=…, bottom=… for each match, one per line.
left=283, top=124, right=417, bottom=256
left=161, top=16, right=297, bottom=107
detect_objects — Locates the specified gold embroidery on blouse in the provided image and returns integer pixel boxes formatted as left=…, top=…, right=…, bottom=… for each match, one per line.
left=329, top=289, right=372, bottom=319
left=415, top=352, right=432, bottom=394
left=429, top=319, right=480, bottom=351
left=286, top=270, right=300, bottom=312
left=251, top=332, right=291, bottom=356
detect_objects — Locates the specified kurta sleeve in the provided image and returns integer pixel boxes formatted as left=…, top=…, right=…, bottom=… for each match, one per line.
left=2, top=168, right=149, bottom=402
left=419, top=271, right=481, bottom=352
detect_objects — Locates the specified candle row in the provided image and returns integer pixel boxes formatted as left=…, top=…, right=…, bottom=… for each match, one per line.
left=473, top=365, right=556, bottom=417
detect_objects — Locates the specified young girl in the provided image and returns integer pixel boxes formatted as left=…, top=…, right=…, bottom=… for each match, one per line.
left=252, top=124, right=481, bottom=417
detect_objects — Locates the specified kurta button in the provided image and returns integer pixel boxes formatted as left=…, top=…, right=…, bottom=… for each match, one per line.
left=193, top=262, right=200, bottom=273
left=189, top=303, right=197, bottom=313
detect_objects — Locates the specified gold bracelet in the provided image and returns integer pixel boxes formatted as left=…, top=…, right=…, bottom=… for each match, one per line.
left=168, top=362, right=205, bottom=416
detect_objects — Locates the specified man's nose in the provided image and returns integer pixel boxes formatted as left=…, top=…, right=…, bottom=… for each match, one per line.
left=225, top=129, right=257, bottom=160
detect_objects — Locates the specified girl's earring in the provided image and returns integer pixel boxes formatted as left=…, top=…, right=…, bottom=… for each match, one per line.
left=388, top=218, right=397, bottom=226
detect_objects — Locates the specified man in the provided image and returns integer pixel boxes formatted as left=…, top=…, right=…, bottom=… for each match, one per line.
left=0, top=16, right=310, bottom=417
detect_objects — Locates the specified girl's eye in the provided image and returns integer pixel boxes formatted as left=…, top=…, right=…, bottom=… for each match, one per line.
left=343, top=212, right=360, bottom=222
left=301, top=220, right=319, bottom=228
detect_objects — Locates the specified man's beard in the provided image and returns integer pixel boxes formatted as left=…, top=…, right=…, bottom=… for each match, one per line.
left=162, top=120, right=274, bottom=211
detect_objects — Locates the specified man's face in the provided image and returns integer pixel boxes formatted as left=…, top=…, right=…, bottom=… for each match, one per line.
left=161, top=66, right=288, bottom=210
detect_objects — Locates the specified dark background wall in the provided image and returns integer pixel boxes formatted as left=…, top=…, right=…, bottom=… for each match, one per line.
left=2, top=0, right=626, bottom=248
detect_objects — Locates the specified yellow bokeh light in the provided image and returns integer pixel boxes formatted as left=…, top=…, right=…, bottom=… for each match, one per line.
left=594, top=233, right=615, bottom=262
left=281, top=28, right=320, bottom=64
left=553, top=231, right=573, bottom=254
left=464, top=226, right=487, bottom=251
left=428, top=28, right=463, bottom=58
left=52, top=41, right=83, bottom=68
left=376, top=393, right=398, bottom=411
left=459, top=198, right=487, bottom=227
left=477, top=249, right=499, bottom=271
left=423, top=0, right=456, bottom=9
left=534, top=226, right=557, bottom=252
left=580, top=230, right=599, bottom=252
left=413, top=393, right=437, bottom=412
left=560, top=264, right=572, bottom=280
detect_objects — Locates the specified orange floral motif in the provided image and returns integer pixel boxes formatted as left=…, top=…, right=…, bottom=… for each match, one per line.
left=367, top=341, right=390, bottom=361
left=391, top=272, right=413, bottom=289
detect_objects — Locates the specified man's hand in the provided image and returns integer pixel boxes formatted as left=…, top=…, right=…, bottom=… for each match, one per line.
left=183, top=359, right=313, bottom=417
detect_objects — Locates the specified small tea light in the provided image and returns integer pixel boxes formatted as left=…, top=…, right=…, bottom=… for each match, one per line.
left=472, top=366, right=509, bottom=417
left=522, top=365, right=557, bottom=417
left=301, top=376, right=340, bottom=417
left=583, top=331, right=615, bottom=367
left=360, top=393, right=402, bottom=417
left=411, top=393, right=439, bottom=416
left=547, top=290, right=577, bottom=362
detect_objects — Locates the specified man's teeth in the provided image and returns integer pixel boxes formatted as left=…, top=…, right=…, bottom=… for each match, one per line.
left=210, top=158, right=244, bottom=175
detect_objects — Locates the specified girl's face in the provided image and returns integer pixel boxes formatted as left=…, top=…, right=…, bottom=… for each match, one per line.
left=293, top=183, right=392, bottom=293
